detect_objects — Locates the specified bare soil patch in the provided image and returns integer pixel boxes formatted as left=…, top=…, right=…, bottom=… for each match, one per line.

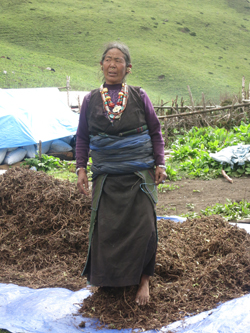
left=156, top=176, right=250, bottom=217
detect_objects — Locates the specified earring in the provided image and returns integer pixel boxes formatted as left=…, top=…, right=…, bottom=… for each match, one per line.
left=127, top=67, right=131, bottom=73
left=101, top=66, right=103, bottom=70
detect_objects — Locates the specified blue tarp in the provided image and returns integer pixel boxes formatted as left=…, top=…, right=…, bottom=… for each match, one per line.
left=0, top=283, right=249, bottom=333
left=0, top=88, right=79, bottom=149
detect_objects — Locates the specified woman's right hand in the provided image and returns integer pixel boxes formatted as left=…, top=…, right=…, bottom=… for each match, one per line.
left=77, top=168, right=89, bottom=195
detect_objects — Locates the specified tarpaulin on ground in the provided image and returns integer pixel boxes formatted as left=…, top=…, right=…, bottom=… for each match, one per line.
left=0, top=218, right=250, bottom=333
left=210, top=144, right=250, bottom=168
left=0, top=88, right=79, bottom=149
left=0, top=282, right=249, bottom=333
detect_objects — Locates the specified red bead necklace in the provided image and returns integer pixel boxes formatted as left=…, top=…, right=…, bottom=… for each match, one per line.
left=100, top=83, right=128, bottom=123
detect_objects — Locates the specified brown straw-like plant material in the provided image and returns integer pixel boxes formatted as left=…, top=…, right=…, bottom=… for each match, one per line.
left=1, top=167, right=250, bottom=331
left=80, top=216, right=250, bottom=331
left=0, top=167, right=91, bottom=290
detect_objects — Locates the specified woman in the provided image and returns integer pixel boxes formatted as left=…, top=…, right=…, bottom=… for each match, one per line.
left=76, top=42, right=167, bottom=306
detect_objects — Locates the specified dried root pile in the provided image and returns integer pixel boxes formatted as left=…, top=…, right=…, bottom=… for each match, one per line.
left=0, top=167, right=91, bottom=290
left=80, top=216, right=250, bottom=331
left=1, top=168, right=250, bottom=331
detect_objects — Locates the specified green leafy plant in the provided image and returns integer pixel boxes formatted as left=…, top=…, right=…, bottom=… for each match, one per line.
left=200, top=199, right=250, bottom=221
left=165, top=164, right=180, bottom=181
left=158, top=183, right=179, bottom=193
left=22, top=155, right=93, bottom=182
left=22, top=154, right=63, bottom=171
left=186, top=203, right=195, bottom=210
left=182, top=199, right=250, bottom=221
left=169, top=123, right=250, bottom=180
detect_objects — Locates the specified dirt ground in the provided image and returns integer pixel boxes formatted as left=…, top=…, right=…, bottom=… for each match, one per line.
left=156, top=175, right=250, bottom=218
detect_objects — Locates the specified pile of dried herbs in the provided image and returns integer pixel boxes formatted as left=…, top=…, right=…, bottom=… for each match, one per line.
left=1, top=167, right=250, bottom=331
left=0, top=167, right=91, bottom=290
left=80, top=216, right=250, bottom=331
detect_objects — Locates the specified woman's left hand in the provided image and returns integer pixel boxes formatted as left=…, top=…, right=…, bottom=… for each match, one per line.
left=155, top=166, right=167, bottom=186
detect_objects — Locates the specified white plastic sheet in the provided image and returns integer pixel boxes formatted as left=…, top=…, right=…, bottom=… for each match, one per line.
left=210, top=144, right=250, bottom=168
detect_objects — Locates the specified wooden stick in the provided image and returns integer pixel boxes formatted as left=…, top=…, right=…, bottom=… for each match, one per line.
left=160, top=99, right=164, bottom=116
left=164, top=119, right=168, bottom=146
left=157, top=102, right=250, bottom=119
left=66, top=76, right=70, bottom=107
left=222, top=169, right=233, bottom=184
left=153, top=105, right=216, bottom=110
left=242, top=76, right=246, bottom=101
left=77, top=95, right=81, bottom=112
left=202, top=92, right=206, bottom=111
left=39, top=140, right=42, bottom=160
left=187, top=85, right=194, bottom=111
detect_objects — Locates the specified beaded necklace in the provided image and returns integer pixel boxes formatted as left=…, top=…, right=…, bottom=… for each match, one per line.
left=100, top=83, right=128, bottom=123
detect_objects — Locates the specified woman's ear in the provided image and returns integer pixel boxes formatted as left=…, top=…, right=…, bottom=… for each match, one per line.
left=100, top=62, right=103, bottom=70
left=126, top=64, right=132, bottom=73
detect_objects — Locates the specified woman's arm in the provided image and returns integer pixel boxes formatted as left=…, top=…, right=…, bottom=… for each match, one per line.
left=75, top=93, right=91, bottom=169
left=140, top=88, right=165, bottom=166
left=140, top=89, right=167, bottom=185
left=75, top=92, right=91, bottom=195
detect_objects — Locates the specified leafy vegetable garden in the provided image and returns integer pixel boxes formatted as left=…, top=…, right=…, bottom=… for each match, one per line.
left=166, top=122, right=250, bottom=180
left=148, top=119, right=249, bottom=222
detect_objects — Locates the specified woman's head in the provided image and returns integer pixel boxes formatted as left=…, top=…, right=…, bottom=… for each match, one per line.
left=100, top=42, right=132, bottom=85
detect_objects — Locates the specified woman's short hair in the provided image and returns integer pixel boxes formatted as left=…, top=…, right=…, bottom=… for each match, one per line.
left=101, top=42, right=131, bottom=67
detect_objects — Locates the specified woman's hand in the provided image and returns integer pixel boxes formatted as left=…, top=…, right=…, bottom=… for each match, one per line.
left=77, top=168, right=89, bottom=195
left=155, top=166, right=167, bottom=186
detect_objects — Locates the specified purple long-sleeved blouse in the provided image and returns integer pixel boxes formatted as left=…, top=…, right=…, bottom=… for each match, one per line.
left=76, top=84, right=165, bottom=169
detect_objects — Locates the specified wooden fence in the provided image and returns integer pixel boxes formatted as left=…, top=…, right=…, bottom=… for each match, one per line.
left=153, top=77, right=250, bottom=145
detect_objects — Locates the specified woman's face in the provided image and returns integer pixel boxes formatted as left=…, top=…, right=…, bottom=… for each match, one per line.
left=101, top=48, right=128, bottom=85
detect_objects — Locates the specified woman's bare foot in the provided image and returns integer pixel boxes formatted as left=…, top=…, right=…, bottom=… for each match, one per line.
left=135, top=274, right=150, bottom=305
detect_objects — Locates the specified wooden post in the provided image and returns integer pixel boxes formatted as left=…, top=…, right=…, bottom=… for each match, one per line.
left=242, top=76, right=246, bottom=101
left=161, top=99, right=164, bottom=116
left=248, top=83, right=250, bottom=119
left=187, top=86, right=195, bottom=111
left=181, top=97, right=184, bottom=108
left=242, top=76, right=246, bottom=117
left=66, top=76, right=70, bottom=107
left=164, top=118, right=168, bottom=147
left=202, top=92, right=206, bottom=111
left=228, top=96, right=236, bottom=127
left=78, top=95, right=81, bottom=113
left=201, top=92, right=210, bottom=126
left=39, top=140, right=42, bottom=159
left=188, top=85, right=199, bottom=127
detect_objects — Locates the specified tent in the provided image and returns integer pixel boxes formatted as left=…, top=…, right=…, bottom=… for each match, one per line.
left=0, top=87, right=80, bottom=150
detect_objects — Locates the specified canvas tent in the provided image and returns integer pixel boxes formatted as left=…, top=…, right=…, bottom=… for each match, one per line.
left=0, top=87, right=79, bottom=150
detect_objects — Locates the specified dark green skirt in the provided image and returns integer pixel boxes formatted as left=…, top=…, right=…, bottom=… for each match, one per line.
left=83, top=170, right=157, bottom=287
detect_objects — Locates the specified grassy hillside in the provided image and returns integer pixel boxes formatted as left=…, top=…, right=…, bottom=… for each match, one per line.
left=0, top=0, right=250, bottom=104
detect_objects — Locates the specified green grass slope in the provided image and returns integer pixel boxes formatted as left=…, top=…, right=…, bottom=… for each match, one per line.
left=0, top=0, right=250, bottom=103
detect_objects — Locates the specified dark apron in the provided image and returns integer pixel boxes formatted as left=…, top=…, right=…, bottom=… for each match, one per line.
left=82, top=169, right=158, bottom=287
